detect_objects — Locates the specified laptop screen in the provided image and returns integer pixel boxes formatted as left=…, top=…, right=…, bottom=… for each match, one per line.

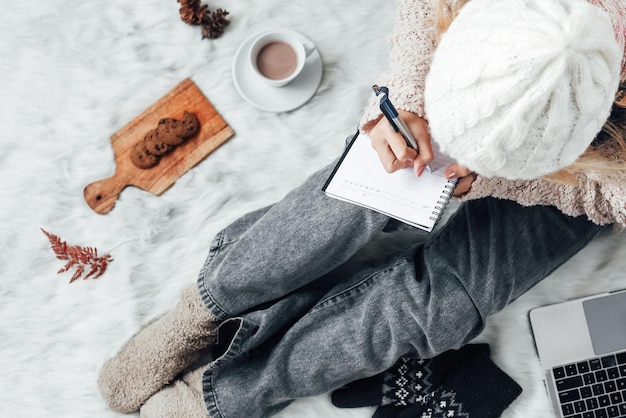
left=583, top=291, right=626, bottom=355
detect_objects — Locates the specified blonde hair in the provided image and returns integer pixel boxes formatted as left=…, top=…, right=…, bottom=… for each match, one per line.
left=432, top=0, right=469, bottom=41
left=433, top=0, right=626, bottom=184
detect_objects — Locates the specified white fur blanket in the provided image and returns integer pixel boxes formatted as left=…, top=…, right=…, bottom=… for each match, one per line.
left=2, top=1, right=626, bottom=417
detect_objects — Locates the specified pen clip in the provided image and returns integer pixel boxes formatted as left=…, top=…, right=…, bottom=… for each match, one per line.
left=372, top=85, right=400, bottom=132
left=372, top=84, right=388, bottom=96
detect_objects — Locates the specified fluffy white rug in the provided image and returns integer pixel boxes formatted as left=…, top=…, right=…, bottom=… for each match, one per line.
left=2, top=1, right=626, bottom=417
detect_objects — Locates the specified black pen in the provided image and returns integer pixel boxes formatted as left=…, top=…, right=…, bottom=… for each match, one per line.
left=373, top=84, right=432, bottom=173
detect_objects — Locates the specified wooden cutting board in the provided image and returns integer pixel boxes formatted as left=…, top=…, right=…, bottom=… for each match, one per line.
left=84, top=78, right=234, bottom=214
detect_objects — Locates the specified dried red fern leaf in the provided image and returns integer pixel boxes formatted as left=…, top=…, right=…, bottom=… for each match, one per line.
left=41, top=228, right=113, bottom=283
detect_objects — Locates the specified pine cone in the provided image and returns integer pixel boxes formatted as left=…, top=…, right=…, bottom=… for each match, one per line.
left=178, top=0, right=208, bottom=25
left=201, top=8, right=230, bottom=39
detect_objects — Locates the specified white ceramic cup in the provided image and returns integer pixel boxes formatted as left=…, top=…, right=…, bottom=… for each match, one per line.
left=249, top=29, right=315, bottom=88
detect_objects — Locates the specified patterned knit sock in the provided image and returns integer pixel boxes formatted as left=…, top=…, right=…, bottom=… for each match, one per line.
left=375, top=349, right=522, bottom=418
left=332, top=344, right=490, bottom=408
left=332, top=344, right=522, bottom=418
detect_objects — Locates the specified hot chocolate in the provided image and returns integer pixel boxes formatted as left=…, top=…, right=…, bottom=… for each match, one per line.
left=255, top=41, right=298, bottom=80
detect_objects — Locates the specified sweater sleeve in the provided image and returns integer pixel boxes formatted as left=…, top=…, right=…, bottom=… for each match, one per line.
left=360, top=0, right=438, bottom=132
left=459, top=174, right=626, bottom=227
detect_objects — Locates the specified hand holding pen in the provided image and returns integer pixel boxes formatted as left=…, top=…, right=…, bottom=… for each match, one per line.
left=371, top=85, right=433, bottom=176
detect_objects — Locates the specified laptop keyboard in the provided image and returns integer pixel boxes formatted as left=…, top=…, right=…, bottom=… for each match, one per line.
left=553, top=351, right=626, bottom=418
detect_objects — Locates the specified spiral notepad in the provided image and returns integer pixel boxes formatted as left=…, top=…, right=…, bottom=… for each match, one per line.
left=323, top=131, right=457, bottom=232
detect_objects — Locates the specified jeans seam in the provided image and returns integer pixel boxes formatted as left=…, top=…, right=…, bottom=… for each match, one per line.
left=198, top=230, right=225, bottom=283
left=203, top=368, right=224, bottom=418
left=197, top=230, right=232, bottom=320
left=203, top=318, right=256, bottom=418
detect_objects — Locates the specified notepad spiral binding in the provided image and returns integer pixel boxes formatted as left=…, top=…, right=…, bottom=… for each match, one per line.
left=429, top=178, right=458, bottom=223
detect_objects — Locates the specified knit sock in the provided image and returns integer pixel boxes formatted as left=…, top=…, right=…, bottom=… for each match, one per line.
left=376, top=349, right=522, bottom=418
left=332, top=344, right=491, bottom=408
left=98, top=285, right=219, bottom=414
left=332, top=344, right=522, bottom=418
left=140, top=366, right=210, bottom=418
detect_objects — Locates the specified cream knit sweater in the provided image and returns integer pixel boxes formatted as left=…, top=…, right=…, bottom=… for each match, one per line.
left=361, top=0, right=626, bottom=226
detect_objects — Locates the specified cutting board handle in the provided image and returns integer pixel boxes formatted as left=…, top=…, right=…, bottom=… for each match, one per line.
left=84, top=175, right=126, bottom=214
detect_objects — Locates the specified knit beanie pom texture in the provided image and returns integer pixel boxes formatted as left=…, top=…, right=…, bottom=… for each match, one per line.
left=424, top=0, right=622, bottom=180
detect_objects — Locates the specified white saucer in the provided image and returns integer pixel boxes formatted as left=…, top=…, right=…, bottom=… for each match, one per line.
left=232, top=30, right=323, bottom=112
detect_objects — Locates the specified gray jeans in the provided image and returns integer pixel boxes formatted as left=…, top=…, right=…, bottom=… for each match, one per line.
left=197, top=160, right=604, bottom=418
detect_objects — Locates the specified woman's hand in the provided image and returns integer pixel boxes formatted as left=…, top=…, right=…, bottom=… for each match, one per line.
left=369, top=110, right=433, bottom=177
left=369, top=110, right=475, bottom=195
left=445, top=163, right=477, bottom=197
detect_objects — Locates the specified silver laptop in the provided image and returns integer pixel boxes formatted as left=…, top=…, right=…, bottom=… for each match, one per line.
left=530, top=289, right=626, bottom=418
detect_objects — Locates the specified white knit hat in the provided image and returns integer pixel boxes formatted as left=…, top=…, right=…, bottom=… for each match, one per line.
left=424, top=0, right=622, bottom=180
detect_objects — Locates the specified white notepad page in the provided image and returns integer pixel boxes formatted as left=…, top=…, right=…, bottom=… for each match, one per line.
left=324, top=132, right=457, bottom=232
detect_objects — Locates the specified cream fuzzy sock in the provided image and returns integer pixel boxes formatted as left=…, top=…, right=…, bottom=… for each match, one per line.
left=98, top=285, right=218, bottom=413
left=140, top=367, right=210, bottom=418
